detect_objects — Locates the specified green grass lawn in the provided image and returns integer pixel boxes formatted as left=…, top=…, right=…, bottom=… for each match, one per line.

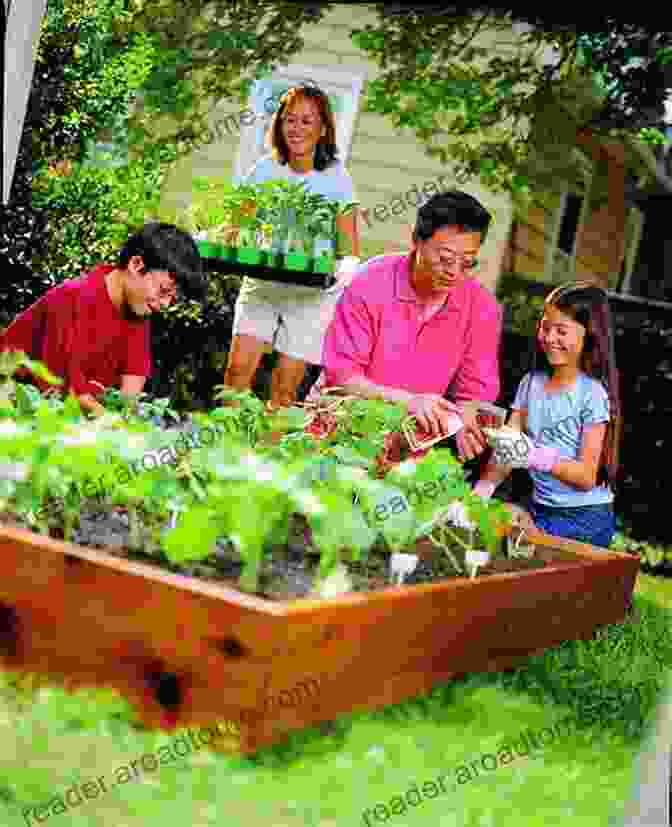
left=1, top=572, right=670, bottom=827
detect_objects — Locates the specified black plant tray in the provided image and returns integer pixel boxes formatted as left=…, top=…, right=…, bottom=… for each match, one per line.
left=202, top=257, right=336, bottom=289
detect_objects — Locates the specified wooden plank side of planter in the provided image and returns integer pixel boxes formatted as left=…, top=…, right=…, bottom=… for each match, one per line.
left=0, top=526, right=302, bottom=732
left=234, top=536, right=636, bottom=750
left=0, top=523, right=638, bottom=754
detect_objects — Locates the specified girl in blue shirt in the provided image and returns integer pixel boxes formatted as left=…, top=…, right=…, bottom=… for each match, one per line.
left=473, top=282, right=622, bottom=548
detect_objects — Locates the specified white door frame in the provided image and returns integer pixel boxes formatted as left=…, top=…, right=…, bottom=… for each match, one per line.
left=2, top=0, right=47, bottom=203
left=234, top=62, right=367, bottom=179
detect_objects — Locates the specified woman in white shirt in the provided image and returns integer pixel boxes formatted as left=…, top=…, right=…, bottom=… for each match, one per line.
left=223, top=83, right=360, bottom=409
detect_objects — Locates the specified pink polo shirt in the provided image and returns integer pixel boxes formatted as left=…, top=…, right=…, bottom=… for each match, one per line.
left=320, top=253, right=501, bottom=402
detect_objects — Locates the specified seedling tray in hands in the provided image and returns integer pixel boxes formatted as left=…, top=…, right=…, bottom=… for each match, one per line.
left=202, top=256, right=336, bottom=289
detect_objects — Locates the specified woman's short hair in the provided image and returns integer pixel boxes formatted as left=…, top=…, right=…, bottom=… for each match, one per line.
left=268, top=84, right=338, bottom=172
left=413, top=191, right=492, bottom=244
left=118, top=223, right=205, bottom=301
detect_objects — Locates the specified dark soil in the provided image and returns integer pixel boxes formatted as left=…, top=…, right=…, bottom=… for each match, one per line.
left=2, top=505, right=588, bottom=602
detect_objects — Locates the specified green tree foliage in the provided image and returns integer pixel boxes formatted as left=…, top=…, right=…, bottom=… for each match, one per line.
left=111, top=0, right=330, bottom=154
left=31, top=0, right=157, bottom=163
left=107, top=1, right=672, bottom=203
left=349, top=5, right=672, bottom=201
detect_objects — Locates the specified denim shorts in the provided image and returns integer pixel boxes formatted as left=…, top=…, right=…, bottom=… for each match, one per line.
left=528, top=501, right=616, bottom=548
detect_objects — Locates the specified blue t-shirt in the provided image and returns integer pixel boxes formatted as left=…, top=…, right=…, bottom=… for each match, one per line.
left=512, top=371, right=612, bottom=507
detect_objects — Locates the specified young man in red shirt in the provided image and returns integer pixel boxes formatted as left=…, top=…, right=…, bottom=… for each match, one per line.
left=0, top=223, right=204, bottom=416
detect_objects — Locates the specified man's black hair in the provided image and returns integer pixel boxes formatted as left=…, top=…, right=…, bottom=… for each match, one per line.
left=118, top=223, right=205, bottom=301
left=413, top=191, right=492, bottom=244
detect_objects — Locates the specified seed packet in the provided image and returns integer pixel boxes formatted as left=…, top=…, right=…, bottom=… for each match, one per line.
left=474, top=402, right=508, bottom=429
left=401, top=412, right=464, bottom=452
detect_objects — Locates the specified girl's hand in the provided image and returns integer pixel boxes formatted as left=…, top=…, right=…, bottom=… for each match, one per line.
left=473, top=479, right=497, bottom=499
left=484, top=427, right=560, bottom=472
left=484, top=426, right=532, bottom=467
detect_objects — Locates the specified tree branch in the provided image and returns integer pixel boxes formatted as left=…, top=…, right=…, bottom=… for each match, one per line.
left=452, top=11, right=492, bottom=60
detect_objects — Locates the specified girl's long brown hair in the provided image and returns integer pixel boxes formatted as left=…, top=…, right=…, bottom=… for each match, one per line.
left=532, top=281, right=622, bottom=487
left=268, top=84, right=338, bottom=171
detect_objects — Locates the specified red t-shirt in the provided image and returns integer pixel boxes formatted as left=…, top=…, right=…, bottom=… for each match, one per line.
left=0, top=264, right=151, bottom=396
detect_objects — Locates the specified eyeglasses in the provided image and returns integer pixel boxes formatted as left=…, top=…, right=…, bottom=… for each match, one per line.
left=158, top=285, right=178, bottom=302
left=426, top=247, right=480, bottom=271
left=146, top=271, right=180, bottom=303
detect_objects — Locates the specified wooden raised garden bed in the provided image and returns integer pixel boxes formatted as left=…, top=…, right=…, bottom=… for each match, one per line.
left=0, top=521, right=638, bottom=754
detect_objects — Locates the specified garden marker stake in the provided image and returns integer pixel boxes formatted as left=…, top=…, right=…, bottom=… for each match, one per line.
left=390, top=552, right=420, bottom=585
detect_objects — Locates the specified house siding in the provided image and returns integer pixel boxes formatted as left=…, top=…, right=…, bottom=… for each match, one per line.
left=160, top=3, right=513, bottom=292
left=508, top=128, right=630, bottom=288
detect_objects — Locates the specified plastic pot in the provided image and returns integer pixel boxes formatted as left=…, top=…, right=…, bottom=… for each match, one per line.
left=265, top=252, right=284, bottom=270
left=313, top=255, right=335, bottom=275
left=219, top=245, right=237, bottom=263
left=237, top=246, right=266, bottom=266
left=285, top=252, right=311, bottom=272
left=197, top=240, right=219, bottom=257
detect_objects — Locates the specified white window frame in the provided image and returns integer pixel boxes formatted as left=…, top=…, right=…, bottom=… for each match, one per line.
left=617, top=205, right=645, bottom=294
left=233, top=63, right=366, bottom=180
left=545, top=151, right=593, bottom=281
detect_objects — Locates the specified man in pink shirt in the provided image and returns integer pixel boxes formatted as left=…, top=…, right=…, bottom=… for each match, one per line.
left=312, top=191, right=502, bottom=459
left=0, top=223, right=204, bottom=416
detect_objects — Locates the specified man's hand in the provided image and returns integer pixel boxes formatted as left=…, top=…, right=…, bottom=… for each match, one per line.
left=407, top=394, right=462, bottom=437
left=77, top=380, right=107, bottom=418
left=455, top=424, right=488, bottom=461
left=454, top=405, right=488, bottom=461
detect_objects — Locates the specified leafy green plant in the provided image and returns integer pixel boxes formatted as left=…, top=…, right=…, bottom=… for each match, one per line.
left=610, top=532, right=671, bottom=570
left=101, top=388, right=180, bottom=425
left=210, top=387, right=273, bottom=445
left=0, top=358, right=518, bottom=595
left=32, top=143, right=177, bottom=282
left=181, top=177, right=240, bottom=244
left=0, top=351, right=64, bottom=412
left=502, top=289, right=545, bottom=337
left=255, top=180, right=311, bottom=253
left=225, top=183, right=260, bottom=247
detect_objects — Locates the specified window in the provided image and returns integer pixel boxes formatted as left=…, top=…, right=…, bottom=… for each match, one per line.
left=556, top=193, right=583, bottom=255
left=542, top=147, right=595, bottom=282
left=615, top=205, right=644, bottom=293
left=234, top=63, right=366, bottom=179
left=545, top=188, right=590, bottom=282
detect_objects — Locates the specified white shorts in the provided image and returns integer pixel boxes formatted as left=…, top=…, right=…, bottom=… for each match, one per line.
left=231, top=278, right=345, bottom=365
